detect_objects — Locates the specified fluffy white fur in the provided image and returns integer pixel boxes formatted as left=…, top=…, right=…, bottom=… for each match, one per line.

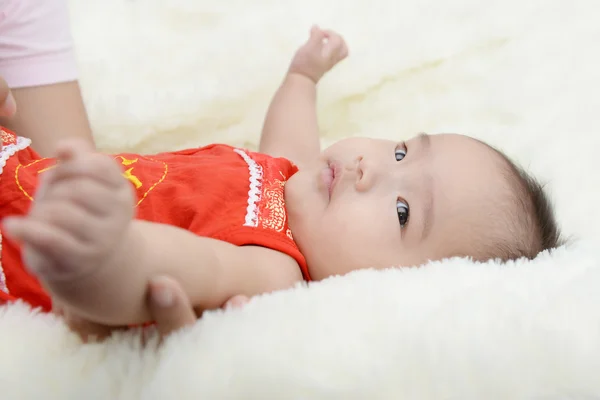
left=1, top=0, right=599, bottom=398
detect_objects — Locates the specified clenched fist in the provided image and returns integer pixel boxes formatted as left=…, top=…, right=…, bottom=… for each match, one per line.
left=289, top=25, right=349, bottom=83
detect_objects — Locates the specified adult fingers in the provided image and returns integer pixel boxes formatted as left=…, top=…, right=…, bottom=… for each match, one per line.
left=147, top=275, right=197, bottom=339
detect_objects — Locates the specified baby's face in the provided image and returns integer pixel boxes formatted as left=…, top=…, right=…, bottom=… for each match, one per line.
left=284, top=133, right=509, bottom=280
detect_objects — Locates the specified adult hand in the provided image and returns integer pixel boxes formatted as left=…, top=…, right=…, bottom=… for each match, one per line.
left=58, top=276, right=250, bottom=343
left=147, top=277, right=250, bottom=337
left=56, top=275, right=198, bottom=343
left=145, top=275, right=198, bottom=338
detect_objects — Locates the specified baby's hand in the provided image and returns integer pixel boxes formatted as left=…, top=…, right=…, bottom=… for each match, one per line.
left=4, top=140, right=134, bottom=282
left=289, top=25, right=349, bottom=83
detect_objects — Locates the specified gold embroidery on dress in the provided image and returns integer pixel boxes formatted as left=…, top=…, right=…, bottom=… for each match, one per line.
left=15, top=159, right=46, bottom=201
left=37, top=164, right=56, bottom=174
left=258, top=171, right=287, bottom=232
left=117, top=155, right=138, bottom=166
left=15, top=155, right=168, bottom=207
left=115, top=156, right=145, bottom=192
left=0, top=129, right=16, bottom=146
left=134, top=158, right=168, bottom=207
left=123, top=167, right=143, bottom=189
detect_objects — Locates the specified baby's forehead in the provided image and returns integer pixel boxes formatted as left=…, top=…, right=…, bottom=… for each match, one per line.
left=418, top=133, right=505, bottom=169
left=427, top=134, right=515, bottom=219
left=408, top=133, right=528, bottom=255
left=409, top=132, right=480, bottom=148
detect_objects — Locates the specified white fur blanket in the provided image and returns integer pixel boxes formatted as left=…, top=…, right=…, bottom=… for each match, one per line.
left=2, top=0, right=600, bottom=398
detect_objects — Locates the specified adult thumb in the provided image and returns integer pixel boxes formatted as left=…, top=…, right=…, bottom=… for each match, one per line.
left=147, top=275, right=197, bottom=339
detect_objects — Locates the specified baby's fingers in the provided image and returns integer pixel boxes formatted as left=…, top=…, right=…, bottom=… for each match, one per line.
left=321, top=31, right=347, bottom=60
left=48, top=151, right=126, bottom=190
left=308, top=24, right=327, bottom=47
left=55, top=139, right=95, bottom=163
left=3, top=217, right=80, bottom=275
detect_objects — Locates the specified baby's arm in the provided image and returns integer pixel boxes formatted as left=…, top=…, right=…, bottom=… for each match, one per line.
left=4, top=141, right=302, bottom=326
left=259, top=26, right=348, bottom=167
left=88, top=220, right=302, bottom=324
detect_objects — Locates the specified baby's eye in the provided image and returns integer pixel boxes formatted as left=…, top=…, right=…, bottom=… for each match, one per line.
left=395, top=145, right=406, bottom=161
left=397, top=199, right=409, bottom=228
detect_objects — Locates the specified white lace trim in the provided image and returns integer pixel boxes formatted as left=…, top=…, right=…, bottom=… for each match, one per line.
left=0, top=136, right=31, bottom=177
left=233, top=148, right=263, bottom=227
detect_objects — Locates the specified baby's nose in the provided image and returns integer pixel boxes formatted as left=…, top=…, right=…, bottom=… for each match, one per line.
left=347, top=156, right=363, bottom=174
left=354, top=156, right=377, bottom=192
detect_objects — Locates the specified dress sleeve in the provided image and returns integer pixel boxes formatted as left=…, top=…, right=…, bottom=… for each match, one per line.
left=0, top=0, right=78, bottom=88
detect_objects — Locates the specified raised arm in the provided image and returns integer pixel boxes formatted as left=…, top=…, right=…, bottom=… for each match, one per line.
left=259, top=26, right=348, bottom=168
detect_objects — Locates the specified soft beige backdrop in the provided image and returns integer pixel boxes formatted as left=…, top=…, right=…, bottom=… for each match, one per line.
left=0, top=1, right=598, bottom=398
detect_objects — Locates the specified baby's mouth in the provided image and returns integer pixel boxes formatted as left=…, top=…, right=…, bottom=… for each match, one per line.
left=321, top=162, right=335, bottom=199
left=329, top=163, right=336, bottom=197
left=325, top=161, right=341, bottom=199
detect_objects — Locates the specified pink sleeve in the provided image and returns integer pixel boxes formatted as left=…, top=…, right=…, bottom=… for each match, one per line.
left=0, top=0, right=78, bottom=88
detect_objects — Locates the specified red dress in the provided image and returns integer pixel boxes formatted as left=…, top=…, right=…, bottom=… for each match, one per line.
left=0, top=127, right=309, bottom=312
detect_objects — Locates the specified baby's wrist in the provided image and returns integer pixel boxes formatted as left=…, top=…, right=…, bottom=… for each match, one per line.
left=286, top=69, right=320, bottom=85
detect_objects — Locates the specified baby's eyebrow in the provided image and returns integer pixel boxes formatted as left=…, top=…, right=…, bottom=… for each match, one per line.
left=420, top=176, right=434, bottom=241
left=417, top=132, right=431, bottom=151
left=415, top=133, right=434, bottom=240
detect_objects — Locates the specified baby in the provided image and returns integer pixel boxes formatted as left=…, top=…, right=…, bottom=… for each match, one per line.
left=0, top=27, right=561, bottom=327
